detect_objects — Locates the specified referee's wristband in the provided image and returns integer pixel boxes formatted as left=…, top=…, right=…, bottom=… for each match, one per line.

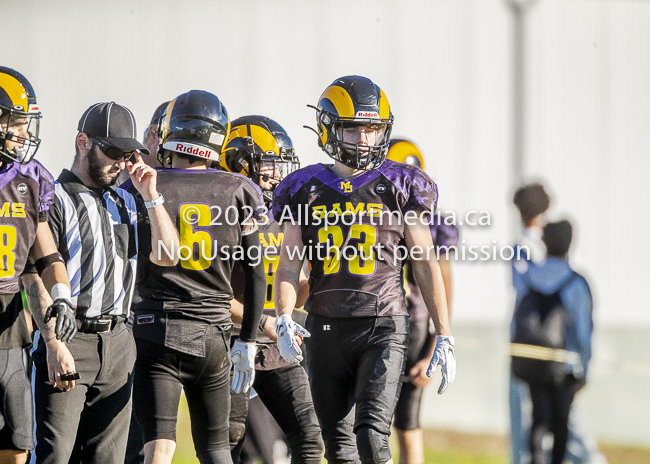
left=145, top=193, right=164, bottom=209
left=258, top=315, right=269, bottom=332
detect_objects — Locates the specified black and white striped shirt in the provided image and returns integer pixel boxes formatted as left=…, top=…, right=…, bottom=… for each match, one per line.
left=48, top=170, right=151, bottom=319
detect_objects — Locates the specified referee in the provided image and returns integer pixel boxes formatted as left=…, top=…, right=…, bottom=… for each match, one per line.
left=24, top=102, right=179, bottom=464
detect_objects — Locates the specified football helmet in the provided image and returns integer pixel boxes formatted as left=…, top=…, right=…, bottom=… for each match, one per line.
left=0, top=67, right=41, bottom=164
left=387, top=139, right=425, bottom=170
left=143, top=100, right=170, bottom=142
left=158, top=90, right=230, bottom=166
left=308, top=75, right=393, bottom=170
left=222, top=115, right=299, bottom=202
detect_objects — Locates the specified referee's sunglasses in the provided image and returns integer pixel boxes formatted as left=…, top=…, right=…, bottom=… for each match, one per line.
left=91, top=138, right=135, bottom=162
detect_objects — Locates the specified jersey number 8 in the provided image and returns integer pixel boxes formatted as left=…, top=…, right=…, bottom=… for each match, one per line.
left=0, top=225, right=18, bottom=279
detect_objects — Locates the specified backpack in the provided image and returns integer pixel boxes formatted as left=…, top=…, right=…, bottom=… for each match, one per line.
left=511, top=272, right=579, bottom=385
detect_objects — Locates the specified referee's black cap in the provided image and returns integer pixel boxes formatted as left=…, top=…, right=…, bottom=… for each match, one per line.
left=78, top=102, right=150, bottom=155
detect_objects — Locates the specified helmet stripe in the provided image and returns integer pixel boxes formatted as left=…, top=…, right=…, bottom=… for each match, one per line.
left=159, top=99, right=176, bottom=143
left=249, top=124, right=279, bottom=155
left=378, top=89, right=390, bottom=120
left=228, top=123, right=249, bottom=140
left=320, top=85, right=355, bottom=118
left=0, top=73, right=29, bottom=113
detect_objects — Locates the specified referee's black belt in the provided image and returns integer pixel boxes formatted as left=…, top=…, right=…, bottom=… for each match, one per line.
left=76, top=316, right=125, bottom=334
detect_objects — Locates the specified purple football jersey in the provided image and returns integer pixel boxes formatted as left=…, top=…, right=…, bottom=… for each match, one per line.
left=272, top=160, right=438, bottom=318
left=0, top=160, right=54, bottom=294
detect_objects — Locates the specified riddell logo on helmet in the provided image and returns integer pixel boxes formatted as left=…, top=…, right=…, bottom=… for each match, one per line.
left=164, top=141, right=217, bottom=159
left=356, top=111, right=379, bottom=118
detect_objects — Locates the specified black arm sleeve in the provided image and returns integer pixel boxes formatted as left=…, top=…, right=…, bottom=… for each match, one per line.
left=238, top=231, right=265, bottom=342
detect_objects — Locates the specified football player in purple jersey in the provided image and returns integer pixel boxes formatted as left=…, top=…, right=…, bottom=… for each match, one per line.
left=0, top=67, right=74, bottom=464
left=272, top=76, right=456, bottom=464
left=386, top=139, right=459, bottom=464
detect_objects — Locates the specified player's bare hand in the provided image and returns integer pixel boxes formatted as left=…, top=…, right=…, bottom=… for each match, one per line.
left=410, top=358, right=433, bottom=389
left=45, top=339, right=77, bottom=392
left=126, top=153, right=158, bottom=200
left=426, top=335, right=456, bottom=394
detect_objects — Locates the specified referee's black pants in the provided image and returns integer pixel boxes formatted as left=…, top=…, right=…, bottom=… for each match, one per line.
left=31, top=323, right=136, bottom=464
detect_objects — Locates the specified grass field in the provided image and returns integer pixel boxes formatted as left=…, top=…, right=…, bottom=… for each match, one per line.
left=171, top=396, right=650, bottom=464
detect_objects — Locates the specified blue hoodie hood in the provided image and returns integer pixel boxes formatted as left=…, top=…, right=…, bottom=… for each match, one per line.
left=522, top=257, right=574, bottom=295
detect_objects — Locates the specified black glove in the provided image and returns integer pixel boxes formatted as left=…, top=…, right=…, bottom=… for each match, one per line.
left=44, top=299, right=77, bottom=344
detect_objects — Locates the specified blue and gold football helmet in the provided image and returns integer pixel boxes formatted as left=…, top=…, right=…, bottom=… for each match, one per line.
left=222, top=115, right=299, bottom=202
left=309, top=75, right=393, bottom=170
left=0, top=67, right=41, bottom=164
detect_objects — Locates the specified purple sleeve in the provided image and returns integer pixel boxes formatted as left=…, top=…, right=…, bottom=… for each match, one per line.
left=430, top=216, right=459, bottom=254
left=36, top=162, right=56, bottom=221
left=403, top=168, right=438, bottom=214
left=272, top=178, right=296, bottom=222
left=272, top=165, right=325, bottom=223
left=272, top=170, right=304, bottom=223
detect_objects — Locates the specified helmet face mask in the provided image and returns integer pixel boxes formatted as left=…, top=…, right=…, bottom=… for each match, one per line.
left=260, top=152, right=299, bottom=183
left=0, top=67, right=41, bottom=164
left=222, top=116, right=299, bottom=202
left=310, top=75, right=393, bottom=171
left=330, top=120, right=391, bottom=170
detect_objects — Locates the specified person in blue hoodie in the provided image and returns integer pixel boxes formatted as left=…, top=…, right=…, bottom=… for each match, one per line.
left=512, top=220, right=593, bottom=464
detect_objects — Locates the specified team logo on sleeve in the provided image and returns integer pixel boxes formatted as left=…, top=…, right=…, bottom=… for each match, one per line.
left=339, top=181, right=353, bottom=193
left=17, top=184, right=28, bottom=195
left=375, top=184, right=386, bottom=193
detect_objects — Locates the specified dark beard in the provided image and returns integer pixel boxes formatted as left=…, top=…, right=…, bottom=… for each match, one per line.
left=87, top=145, right=119, bottom=188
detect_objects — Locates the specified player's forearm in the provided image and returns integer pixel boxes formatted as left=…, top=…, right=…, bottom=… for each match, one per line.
left=296, top=267, right=310, bottom=308
left=22, top=273, right=57, bottom=341
left=274, top=223, right=304, bottom=317
left=239, top=232, right=265, bottom=342
left=39, top=262, right=70, bottom=296
left=31, top=222, right=71, bottom=294
left=274, top=276, right=298, bottom=317
left=148, top=205, right=180, bottom=266
left=422, top=319, right=437, bottom=361
left=412, top=259, right=451, bottom=336
left=439, top=257, right=453, bottom=318
left=229, top=298, right=244, bottom=324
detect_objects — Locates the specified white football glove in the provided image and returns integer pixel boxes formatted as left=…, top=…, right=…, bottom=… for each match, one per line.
left=275, top=314, right=310, bottom=363
left=230, top=339, right=257, bottom=394
left=426, top=335, right=457, bottom=394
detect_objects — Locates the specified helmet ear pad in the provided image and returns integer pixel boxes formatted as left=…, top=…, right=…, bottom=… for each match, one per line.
left=227, top=148, right=250, bottom=174
left=317, top=112, right=336, bottom=156
left=157, top=145, right=171, bottom=168
left=224, top=140, right=258, bottom=179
